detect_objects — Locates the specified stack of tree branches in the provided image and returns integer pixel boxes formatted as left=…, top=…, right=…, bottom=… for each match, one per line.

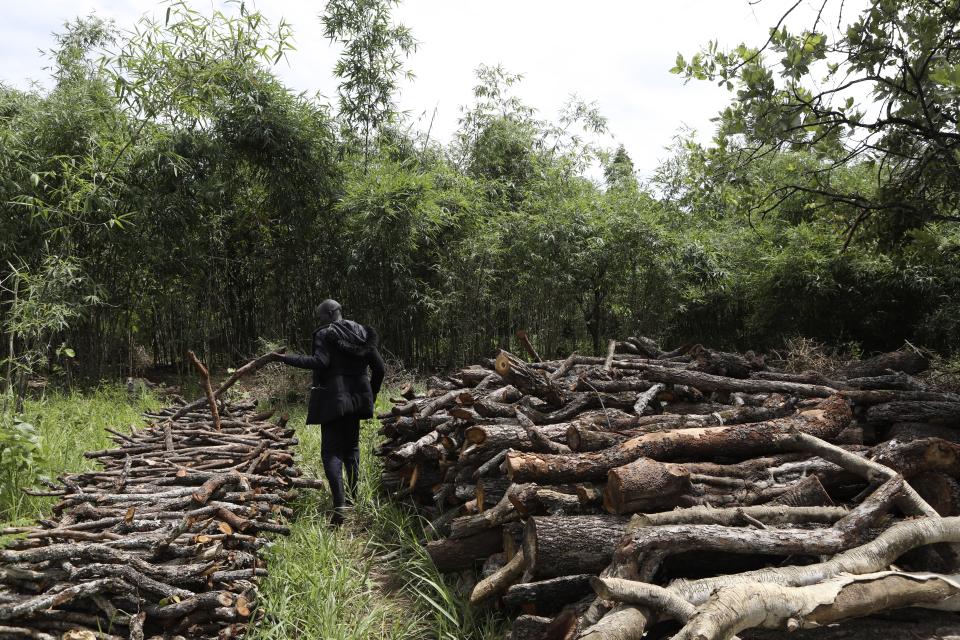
left=0, top=353, right=321, bottom=640
left=376, top=337, right=960, bottom=640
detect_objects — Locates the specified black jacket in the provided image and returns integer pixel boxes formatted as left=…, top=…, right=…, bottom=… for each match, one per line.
left=280, top=320, right=386, bottom=425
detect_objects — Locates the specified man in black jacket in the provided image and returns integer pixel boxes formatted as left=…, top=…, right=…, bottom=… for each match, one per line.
left=277, top=299, right=385, bottom=525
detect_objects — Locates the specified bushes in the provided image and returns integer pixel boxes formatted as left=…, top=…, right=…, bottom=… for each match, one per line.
left=2, top=2, right=959, bottom=389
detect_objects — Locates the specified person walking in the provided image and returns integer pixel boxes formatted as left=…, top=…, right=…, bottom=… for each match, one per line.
left=277, top=299, right=385, bottom=525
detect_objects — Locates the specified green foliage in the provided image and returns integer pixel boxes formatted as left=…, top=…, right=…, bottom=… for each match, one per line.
left=0, top=417, right=41, bottom=480
left=2, top=256, right=91, bottom=412
left=2, top=0, right=959, bottom=408
left=675, top=0, right=960, bottom=242
left=322, top=0, right=417, bottom=158
left=0, top=385, right=159, bottom=526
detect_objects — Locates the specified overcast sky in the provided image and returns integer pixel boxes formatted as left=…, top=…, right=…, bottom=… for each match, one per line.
left=0, top=0, right=865, bottom=179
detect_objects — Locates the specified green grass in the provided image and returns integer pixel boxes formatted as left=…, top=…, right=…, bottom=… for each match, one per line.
left=1, top=387, right=508, bottom=640
left=250, top=395, right=508, bottom=640
left=0, top=385, right=160, bottom=526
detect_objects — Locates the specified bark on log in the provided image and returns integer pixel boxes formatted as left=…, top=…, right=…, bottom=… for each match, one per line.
left=425, top=527, right=503, bottom=572
left=640, top=364, right=839, bottom=397
left=837, top=349, right=929, bottom=378
left=496, top=350, right=565, bottom=407
left=505, top=396, right=852, bottom=483
left=187, top=351, right=221, bottom=431
left=604, top=458, right=692, bottom=514
left=690, top=345, right=766, bottom=379
left=502, top=574, right=594, bottom=614
left=671, top=516, right=960, bottom=606
left=866, top=401, right=960, bottom=426
left=523, top=515, right=630, bottom=579
left=629, top=504, right=847, bottom=528
left=674, top=571, right=960, bottom=640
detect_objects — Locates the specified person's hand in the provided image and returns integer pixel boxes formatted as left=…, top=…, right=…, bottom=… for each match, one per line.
left=271, top=348, right=287, bottom=360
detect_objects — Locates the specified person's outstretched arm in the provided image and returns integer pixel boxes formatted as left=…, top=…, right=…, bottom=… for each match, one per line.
left=367, top=347, right=386, bottom=398
left=277, top=331, right=331, bottom=370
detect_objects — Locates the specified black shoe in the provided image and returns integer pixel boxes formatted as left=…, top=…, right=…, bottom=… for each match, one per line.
left=330, top=508, right=346, bottom=527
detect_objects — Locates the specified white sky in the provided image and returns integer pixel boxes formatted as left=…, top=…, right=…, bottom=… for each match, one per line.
left=0, top=0, right=866, bottom=179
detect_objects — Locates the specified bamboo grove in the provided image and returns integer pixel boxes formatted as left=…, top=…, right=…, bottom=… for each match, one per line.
left=2, top=0, right=960, bottom=397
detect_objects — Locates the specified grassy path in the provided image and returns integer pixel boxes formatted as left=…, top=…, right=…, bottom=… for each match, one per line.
left=250, top=398, right=506, bottom=640
left=1, top=388, right=506, bottom=640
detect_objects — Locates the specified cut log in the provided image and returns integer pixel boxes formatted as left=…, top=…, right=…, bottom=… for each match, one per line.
left=885, top=422, right=960, bottom=443
left=739, top=610, right=960, bottom=640
left=502, top=574, right=594, bottom=614
left=632, top=384, right=664, bottom=416
left=639, top=364, right=839, bottom=397
left=505, top=396, right=852, bottom=483
left=496, top=350, right=565, bottom=407
left=777, top=431, right=938, bottom=517
left=567, top=402, right=801, bottom=452
left=516, top=330, right=542, bottom=363
left=866, top=401, right=960, bottom=426
left=690, top=345, right=766, bottom=379
left=837, top=349, right=929, bottom=378
left=628, top=504, right=847, bottom=528
left=425, top=527, right=503, bottom=572
left=470, top=549, right=526, bottom=603
left=572, top=377, right=658, bottom=393
left=845, top=372, right=928, bottom=390
left=450, top=494, right=518, bottom=539
left=508, top=484, right=597, bottom=517
left=673, top=571, right=960, bottom=640
left=603, top=458, right=691, bottom=515
left=473, top=398, right=518, bottom=418
left=170, top=350, right=280, bottom=419
left=590, top=577, right=695, bottom=622
left=910, top=472, right=960, bottom=517
left=870, top=437, right=960, bottom=478
left=522, top=515, right=630, bottom=579
left=186, top=351, right=221, bottom=431
left=671, top=516, right=960, bottom=606
left=465, top=423, right=569, bottom=449
left=487, top=384, right=522, bottom=404
left=765, top=474, right=834, bottom=507
left=510, top=615, right=552, bottom=640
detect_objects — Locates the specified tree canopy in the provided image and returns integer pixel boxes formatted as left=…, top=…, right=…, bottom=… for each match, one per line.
left=1, top=0, right=958, bottom=405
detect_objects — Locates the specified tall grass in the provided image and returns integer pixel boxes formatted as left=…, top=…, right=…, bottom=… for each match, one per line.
left=250, top=396, right=508, bottom=640
left=0, top=385, right=160, bottom=526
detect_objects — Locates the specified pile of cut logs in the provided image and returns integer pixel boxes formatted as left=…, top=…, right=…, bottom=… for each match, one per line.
left=0, top=353, right=319, bottom=640
left=376, top=337, right=960, bottom=640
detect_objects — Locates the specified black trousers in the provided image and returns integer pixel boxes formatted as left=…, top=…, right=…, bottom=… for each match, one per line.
left=320, top=415, right=361, bottom=509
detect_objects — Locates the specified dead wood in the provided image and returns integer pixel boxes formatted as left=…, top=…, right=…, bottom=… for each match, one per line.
left=505, top=395, right=851, bottom=483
